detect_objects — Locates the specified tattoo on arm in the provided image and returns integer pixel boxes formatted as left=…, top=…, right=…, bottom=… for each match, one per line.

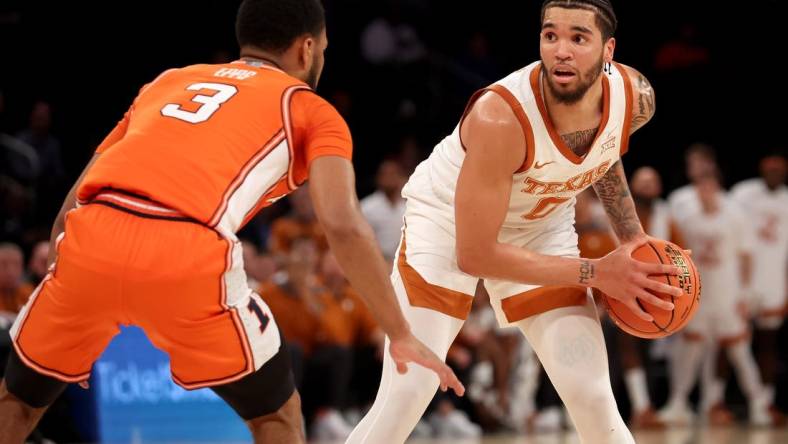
left=592, top=161, right=644, bottom=242
left=630, top=73, right=655, bottom=134
left=579, top=260, right=595, bottom=285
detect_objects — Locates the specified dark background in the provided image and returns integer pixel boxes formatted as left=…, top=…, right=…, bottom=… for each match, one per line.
left=1, top=0, right=785, bottom=226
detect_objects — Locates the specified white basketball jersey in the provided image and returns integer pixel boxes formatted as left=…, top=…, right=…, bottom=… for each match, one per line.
left=730, top=178, right=788, bottom=302
left=680, top=193, right=752, bottom=305
left=403, top=61, right=633, bottom=233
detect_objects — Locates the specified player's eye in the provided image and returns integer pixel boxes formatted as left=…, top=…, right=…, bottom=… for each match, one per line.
left=544, top=32, right=557, bottom=41
left=573, top=35, right=586, bottom=44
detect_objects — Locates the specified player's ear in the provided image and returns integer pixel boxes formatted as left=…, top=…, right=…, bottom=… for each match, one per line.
left=604, top=37, right=616, bottom=64
left=299, top=34, right=315, bottom=69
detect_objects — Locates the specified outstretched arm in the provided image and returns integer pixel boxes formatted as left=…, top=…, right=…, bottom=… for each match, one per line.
left=309, top=156, right=464, bottom=395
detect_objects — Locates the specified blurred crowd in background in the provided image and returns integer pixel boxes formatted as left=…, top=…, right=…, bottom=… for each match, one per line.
left=1, top=1, right=786, bottom=442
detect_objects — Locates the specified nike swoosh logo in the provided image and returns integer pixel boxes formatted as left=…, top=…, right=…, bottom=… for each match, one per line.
left=533, top=161, right=556, bottom=169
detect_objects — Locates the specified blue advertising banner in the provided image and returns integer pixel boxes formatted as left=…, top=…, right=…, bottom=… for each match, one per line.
left=91, top=326, right=250, bottom=443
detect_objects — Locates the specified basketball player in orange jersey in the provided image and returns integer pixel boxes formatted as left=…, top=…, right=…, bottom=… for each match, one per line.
left=348, top=1, right=683, bottom=443
left=0, top=1, right=463, bottom=443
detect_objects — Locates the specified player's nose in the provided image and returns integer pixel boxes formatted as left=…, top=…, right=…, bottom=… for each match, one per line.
left=555, top=40, right=573, bottom=60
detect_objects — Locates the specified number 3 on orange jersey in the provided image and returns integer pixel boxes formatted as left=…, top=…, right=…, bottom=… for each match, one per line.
left=522, top=197, right=571, bottom=220
left=161, top=82, right=238, bottom=124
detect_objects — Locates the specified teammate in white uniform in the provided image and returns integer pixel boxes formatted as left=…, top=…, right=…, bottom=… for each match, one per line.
left=660, top=174, right=771, bottom=426
left=348, top=2, right=683, bottom=443
left=668, top=143, right=721, bottom=222
left=730, top=152, right=788, bottom=422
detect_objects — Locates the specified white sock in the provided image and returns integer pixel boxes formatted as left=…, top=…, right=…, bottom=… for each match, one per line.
left=726, top=341, right=765, bottom=401
left=624, top=368, right=651, bottom=414
left=515, top=298, right=635, bottom=444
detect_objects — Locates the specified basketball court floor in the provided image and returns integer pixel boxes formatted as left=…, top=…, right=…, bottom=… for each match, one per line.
left=311, top=427, right=788, bottom=444
left=406, top=428, right=788, bottom=444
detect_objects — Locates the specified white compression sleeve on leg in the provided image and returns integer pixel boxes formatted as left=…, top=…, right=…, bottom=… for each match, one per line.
left=514, top=297, right=635, bottom=444
left=346, top=271, right=465, bottom=444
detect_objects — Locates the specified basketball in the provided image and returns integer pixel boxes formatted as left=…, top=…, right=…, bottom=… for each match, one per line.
left=603, top=239, right=701, bottom=339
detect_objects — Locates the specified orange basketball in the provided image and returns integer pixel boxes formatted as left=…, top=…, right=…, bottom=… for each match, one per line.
left=602, top=239, right=701, bottom=339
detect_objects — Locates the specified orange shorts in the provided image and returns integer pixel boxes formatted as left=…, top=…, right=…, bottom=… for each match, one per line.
left=10, top=190, right=281, bottom=389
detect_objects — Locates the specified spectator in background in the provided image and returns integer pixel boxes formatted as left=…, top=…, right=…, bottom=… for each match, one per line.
left=268, top=185, right=329, bottom=259
left=450, top=31, right=501, bottom=105
left=458, top=32, right=499, bottom=87
left=360, top=2, right=426, bottom=66
left=241, top=240, right=277, bottom=290
left=1, top=132, right=39, bottom=187
left=0, top=176, right=35, bottom=244
left=16, top=100, right=65, bottom=222
left=319, top=251, right=382, bottom=350
left=361, top=159, right=407, bottom=262
left=25, top=240, right=49, bottom=286
left=260, top=238, right=354, bottom=441
left=0, top=243, right=32, bottom=319
left=397, top=135, right=424, bottom=175
left=16, top=100, right=64, bottom=185
left=359, top=2, right=431, bottom=136
left=319, top=251, right=383, bottom=419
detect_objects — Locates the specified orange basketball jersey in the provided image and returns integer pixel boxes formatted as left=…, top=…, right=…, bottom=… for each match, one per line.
left=78, top=60, right=352, bottom=233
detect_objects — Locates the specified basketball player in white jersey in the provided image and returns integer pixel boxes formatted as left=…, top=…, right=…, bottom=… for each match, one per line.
left=730, top=151, right=788, bottom=423
left=347, top=1, right=683, bottom=443
left=659, top=174, right=772, bottom=426
left=668, top=143, right=720, bottom=221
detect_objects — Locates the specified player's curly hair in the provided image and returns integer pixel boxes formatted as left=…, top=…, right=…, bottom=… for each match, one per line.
left=236, top=0, right=325, bottom=54
left=541, top=0, right=617, bottom=41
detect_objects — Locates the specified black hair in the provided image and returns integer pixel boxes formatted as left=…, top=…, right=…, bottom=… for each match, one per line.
left=236, top=0, right=326, bottom=54
left=541, top=0, right=617, bottom=41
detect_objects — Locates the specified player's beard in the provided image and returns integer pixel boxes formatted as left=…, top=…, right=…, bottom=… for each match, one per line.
left=544, top=54, right=604, bottom=105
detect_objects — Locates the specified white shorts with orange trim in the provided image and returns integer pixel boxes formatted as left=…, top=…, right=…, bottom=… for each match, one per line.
left=684, top=297, right=748, bottom=344
left=397, top=196, right=586, bottom=328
